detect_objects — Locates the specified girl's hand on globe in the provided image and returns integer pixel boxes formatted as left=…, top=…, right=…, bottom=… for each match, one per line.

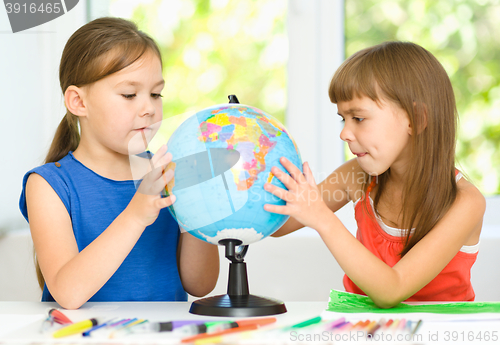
left=127, top=145, right=176, bottom=228
left=263, top=157, right=331, bottom=230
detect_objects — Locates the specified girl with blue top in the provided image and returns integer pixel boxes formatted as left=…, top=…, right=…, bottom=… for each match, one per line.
left=19, top=17, right=219, bottom=309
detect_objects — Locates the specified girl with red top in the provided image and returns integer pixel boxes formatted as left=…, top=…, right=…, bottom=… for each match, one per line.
left=268, top=41, right=485, bottom=308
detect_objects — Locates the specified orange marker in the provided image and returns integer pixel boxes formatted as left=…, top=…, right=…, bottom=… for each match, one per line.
left=364, top=320, right=377, bottom=333
left=181, top=323, right=258, bottom=343
left=234, top=317, right=276, bottom=328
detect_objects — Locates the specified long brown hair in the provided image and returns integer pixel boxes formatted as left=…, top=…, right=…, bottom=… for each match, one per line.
left=329, top=41, right=458, bottom=257
left=35, top=17, right=162, bottom=290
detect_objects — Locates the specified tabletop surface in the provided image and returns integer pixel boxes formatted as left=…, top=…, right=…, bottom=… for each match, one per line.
left=1, top=300, right=500, bottom=344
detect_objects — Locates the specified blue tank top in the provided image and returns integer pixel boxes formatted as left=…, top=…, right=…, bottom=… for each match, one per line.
left=19, top=152, right=187, bottom=302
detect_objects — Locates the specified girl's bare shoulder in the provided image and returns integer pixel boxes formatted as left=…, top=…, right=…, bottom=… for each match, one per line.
left=322, top=158, right=368, bottom=202
left=456, top=176, right=486, bottom=215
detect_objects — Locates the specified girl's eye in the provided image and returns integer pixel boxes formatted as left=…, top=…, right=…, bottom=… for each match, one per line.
left=151, top=93, right=163, bottom=99
left=122, top=94, right=136, bottom=99
left=353, top=117, right=364, bottom=122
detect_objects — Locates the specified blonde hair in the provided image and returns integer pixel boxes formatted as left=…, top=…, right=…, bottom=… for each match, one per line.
left=329, top=41, right=458, bottom=257
left=36, top=17, right=162, bottom=290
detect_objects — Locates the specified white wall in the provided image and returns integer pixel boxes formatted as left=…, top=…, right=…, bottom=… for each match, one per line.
left=2, top=230, right=500, bottom=302
left=0, top=1, right=87, bottom=234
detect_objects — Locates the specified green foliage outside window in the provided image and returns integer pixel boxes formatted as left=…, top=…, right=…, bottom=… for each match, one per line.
left=110, top=0, right=499, bottom=194
left=110, top=0, right=287, bottom=140
left=346, top=0, right=500, bottom=195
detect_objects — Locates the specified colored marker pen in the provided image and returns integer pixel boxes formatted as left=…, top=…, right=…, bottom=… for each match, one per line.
left=53, top=318, right=101, bottom=338
left=175, top=321, right=228, bottom=335
left=82, top=318, right=118, bottom=337
left=86, top=318, right=130, bottom=338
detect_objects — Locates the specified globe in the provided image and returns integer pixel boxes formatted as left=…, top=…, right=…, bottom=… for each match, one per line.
left=165, top=102, right=302, bottom=246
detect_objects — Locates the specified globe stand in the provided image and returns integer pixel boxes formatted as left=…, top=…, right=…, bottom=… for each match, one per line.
left=189, top=239, right=287, bottom=317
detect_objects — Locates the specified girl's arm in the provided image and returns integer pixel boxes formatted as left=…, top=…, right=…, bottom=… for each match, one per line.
left=177, top=231, right=219, bottom=297
left=272, top=159, right=361, bottom=237
left=26, top=148, right=176, bottom=309
left=265, top=157, right=485, bottom=308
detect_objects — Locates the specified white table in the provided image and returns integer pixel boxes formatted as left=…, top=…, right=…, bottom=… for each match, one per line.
left=1, top=300, right=500, bottom=344
left=0, top=300, right=326, bottom=344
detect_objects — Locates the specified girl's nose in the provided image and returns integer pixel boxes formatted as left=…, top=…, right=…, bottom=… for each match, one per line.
left=141, top=99, right=156, bottom=117
left=340, top=123, right=354, bottom=142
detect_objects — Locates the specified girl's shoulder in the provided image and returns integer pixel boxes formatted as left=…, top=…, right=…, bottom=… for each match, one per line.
left=326, top=158, right=368, bottom=202
left=455, top=174, right=486, bottom=212
left=20, top=154, right=76, bottom=221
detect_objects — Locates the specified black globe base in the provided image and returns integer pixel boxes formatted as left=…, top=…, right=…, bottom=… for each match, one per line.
left=189, top=294, right=287, bottom=317
left=189, top=238, right=287, bottom=317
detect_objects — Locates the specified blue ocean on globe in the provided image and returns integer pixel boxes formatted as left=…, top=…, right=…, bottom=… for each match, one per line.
left=165, top=103, right=302, bottom=245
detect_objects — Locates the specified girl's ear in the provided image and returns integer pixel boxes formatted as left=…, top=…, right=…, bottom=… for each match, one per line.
left=412, top=101, right=428, bottom=135
left=64, top=86, right=87, bottom=117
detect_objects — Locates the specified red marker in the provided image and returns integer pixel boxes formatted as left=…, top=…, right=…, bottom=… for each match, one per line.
left=48, top=309, right=72, bottom=325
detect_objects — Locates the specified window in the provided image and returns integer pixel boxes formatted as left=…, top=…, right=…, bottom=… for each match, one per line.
left=345, top=0, right=500, bottom=196
left=108, top=0, right=287, bottom=130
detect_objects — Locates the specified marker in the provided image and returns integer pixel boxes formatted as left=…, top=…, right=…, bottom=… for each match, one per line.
left=288, top=316, right=322, bottom=329
left=82, top=318, right=118, bottom=337
left=53, top=318, right=100, bottom=338
left=411, top=320, right=423, bottom=336
left=350, top=320, right=368, bottom=330
left=335, top=322, right=352, bottom=332
left=406, top=320, right=413, bottom=332
left=364, top=320, right=378, bottom=333
left=324, top=317, right=345, bottom=330
left=234, top=317, right=277, bottom=328
left=109, top=318, right=139, bottom=333
left=390, top=319, right=400, bottom=333
left=208, top=317, right=278, bottom=333
left=48, top=309, right=72, bottom=324
left=175, top=321, right=229, bottom=335
left=332, top=321, right=350, bottom=331
left=110, top=319, right=147, bottom=338
left=367, top=319, right=385, bottom=336
left=181, top=323, right=258, bottom=344
left=86, top=318, right=131, bottom=338
left=399, top=319, right=406, bottom=331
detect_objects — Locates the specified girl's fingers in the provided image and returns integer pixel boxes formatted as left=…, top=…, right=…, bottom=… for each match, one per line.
left=280, top=157, right=307, bottom=185
left=139, top=168, right=173, bottom=195
left=161, top=169, right=175, bottom=185
left=270, top=166, right=296, bottom=191
left=151, top=169, right=173, bottom=192
left=157, top=194, right=176, bottom=209
left=151, top=145, right=170, bottom=168
left=264, top=183, right=293, bottom=202
left=304, top=162, right=317, bottom=187
left=263, top=203, right=290, bottom=215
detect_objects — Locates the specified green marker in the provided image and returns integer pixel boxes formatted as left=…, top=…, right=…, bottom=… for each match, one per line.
left=288, top=316, right=322, bottom=330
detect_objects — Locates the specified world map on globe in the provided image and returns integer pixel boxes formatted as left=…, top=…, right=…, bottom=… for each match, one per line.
left=165, top=103, right=302, bottom=245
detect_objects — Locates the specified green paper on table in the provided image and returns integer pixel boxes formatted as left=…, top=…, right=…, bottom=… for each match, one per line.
left=328, top=290, right=500, bottom=314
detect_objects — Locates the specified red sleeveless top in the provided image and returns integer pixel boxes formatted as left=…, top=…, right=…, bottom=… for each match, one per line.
left=343, top=174, right=478, bottom=302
